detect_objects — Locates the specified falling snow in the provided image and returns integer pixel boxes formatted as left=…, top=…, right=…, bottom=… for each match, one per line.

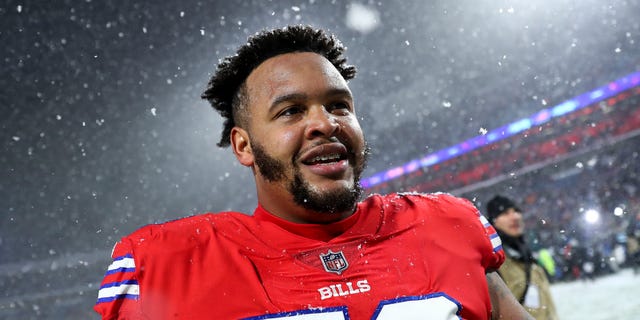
left=2, top=0, right=639, bottom=318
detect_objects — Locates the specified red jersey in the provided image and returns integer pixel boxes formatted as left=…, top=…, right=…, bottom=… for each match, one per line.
left=95, top=193, right=504, bottom=319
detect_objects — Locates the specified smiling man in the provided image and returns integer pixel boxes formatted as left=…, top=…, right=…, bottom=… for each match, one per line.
left=95, top=25, right=532, bottom=320
left=233, top=51, right=367, bottom=224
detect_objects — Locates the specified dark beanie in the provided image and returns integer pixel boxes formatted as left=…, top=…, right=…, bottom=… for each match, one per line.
left=486, top=195, right=520, bottom=223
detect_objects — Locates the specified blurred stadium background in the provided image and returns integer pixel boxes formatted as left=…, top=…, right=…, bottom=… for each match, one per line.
left=2, top=0, right=639, bottom=318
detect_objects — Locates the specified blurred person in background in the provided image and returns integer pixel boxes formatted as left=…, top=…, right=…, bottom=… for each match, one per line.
left=627, top=212, right=640, bottom=275
left=487, top=195, right=559, bottom=320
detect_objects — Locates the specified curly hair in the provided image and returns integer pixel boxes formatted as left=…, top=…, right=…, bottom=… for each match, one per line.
left=201, top=25, right=357, bottom=147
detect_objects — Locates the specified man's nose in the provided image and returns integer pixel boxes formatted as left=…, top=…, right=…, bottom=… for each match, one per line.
left=305, top=106, right=339, bottom=138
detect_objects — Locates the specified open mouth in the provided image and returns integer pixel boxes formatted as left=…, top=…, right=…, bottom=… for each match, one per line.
left=300, top=143, right=349, bottom=163
left=303, top=153, right=347, bottom=165
left=299, top=143, right=351, bottom=176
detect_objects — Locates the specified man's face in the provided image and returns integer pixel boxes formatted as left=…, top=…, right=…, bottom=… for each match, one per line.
left=236, top=52, right=367, bottom=221
left=493, top=207, right=525, bottom=238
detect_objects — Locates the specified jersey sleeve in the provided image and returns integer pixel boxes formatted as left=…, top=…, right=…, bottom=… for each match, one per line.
left=423, top=192, right=505, bottom=272
left=477, top=210, right=505, bottom=271
left=452, top=194, right=505, bottom=271
left=94, top=235, right=145, bottom=319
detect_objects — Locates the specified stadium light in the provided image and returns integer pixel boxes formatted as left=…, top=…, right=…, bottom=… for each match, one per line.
left=584, top=209, right=600, bottom=224
left=613, top=207, right=624, bottom=217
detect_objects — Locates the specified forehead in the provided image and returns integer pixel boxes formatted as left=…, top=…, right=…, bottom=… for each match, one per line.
left=499, top=207, right=519, bottom=215
left=244, top=52, right=350, bottom=105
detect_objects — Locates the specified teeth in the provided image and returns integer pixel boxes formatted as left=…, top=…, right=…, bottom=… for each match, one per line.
left=311, top=153, right=341, bottom=163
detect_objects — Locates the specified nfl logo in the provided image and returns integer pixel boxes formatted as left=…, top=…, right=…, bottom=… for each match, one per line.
left=319, top=250, right=349, bottom=274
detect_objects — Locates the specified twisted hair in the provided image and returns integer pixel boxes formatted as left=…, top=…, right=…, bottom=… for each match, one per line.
left=201, top=25, right=356, bottom=147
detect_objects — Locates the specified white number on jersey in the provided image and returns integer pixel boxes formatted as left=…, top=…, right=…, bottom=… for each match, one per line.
left=244, top=292, right=461, bottom=320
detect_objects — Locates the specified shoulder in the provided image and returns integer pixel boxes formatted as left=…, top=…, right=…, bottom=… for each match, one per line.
left=499, top=256, right=527, bottom=279
left=130, top=211, right=248, bottom=235
left=120, top=212, right=253, bottom=253
left=530, top=263, right=552, bottom=283
left=500, top=255, right=524, bottom=269
left=359, top=192, right=484, bottom=236
left=363, top=192, right=479, bottom=218
left=365, top=192, right=505, bottom=269
left=368, top=191, right=475, bottom=205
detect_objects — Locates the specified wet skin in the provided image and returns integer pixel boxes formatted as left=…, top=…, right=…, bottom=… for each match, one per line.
left=230, top=52, right=367, bottom=224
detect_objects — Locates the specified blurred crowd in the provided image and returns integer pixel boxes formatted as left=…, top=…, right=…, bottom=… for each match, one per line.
left=367, top=87, right=640, bottom=196
left=506, top=139, right=640, bottom=283
left=365, top=87, right=640, bottom=283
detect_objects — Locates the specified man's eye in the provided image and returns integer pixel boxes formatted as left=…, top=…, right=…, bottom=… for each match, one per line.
left=328, top=102, right=351, bottom=114
left=279, top=106, right=302, bottom=117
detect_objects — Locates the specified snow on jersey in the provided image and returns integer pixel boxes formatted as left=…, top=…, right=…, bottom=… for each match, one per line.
left=95, top=193, right=504, bottom=319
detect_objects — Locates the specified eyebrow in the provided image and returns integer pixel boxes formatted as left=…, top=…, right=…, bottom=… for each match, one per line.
left=268, top=88, right=353, bottom=112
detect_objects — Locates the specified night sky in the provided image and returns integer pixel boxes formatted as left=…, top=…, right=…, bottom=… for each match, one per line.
left=1, top=0, right=639, bottom=318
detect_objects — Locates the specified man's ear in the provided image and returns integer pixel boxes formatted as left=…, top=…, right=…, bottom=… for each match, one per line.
left=230, top=127, right=253, bottom=167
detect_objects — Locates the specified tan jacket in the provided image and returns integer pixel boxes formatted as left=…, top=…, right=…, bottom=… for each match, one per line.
left=628, top=236, right=639, bottom=254
left=498, top=255, right=559, bottom=320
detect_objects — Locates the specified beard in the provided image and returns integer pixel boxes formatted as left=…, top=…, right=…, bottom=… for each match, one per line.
left=251, top=140, right=369, bottom=214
